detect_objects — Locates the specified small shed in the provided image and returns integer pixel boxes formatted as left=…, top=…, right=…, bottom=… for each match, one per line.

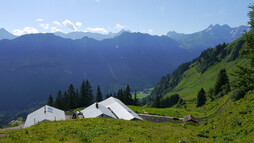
left=99, top=97, right=143, bottom=120
left=183, top=114, right=198, bottom=123
left=80, top=103, right=117, bottom=119
left=24, top=105, right=66, bottom=128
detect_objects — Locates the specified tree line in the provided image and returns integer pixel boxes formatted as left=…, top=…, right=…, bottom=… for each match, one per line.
left=152, top=94, right=183, bottom=108
left=47, top=80, right=139, bottom=111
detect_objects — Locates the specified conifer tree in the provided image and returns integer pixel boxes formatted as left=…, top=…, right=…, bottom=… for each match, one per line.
left=241, top=4, right=254, bottom=67
left=68, top=84, right=75, bottom=109
left=197, top=88, right=206, bottom=107
left=155, top=95, right=160, bottom=108
left=75, top=88, right=79, bottom=108
left=63, top=91, right=69, bottom=111
left=85, top=80, right=94, bottom=105
left=117, top=89, right=124, bottom=102
left=79, top=80, right=87, bottom=107
left=133, top=90, right=139, bottom=106
left=55, top=90, right=63, bottom=109
left=47, top=94, right=54, bottom=106
left=124, top=84, right=133, bottom=105
left=96, top=86, right=103, bottom=102
left=214, top=69, right=230, bottom=95
left=232, top=4, right=254, bottom=92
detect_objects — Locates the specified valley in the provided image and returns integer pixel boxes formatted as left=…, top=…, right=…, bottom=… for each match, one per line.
left=0, top=1, right=253, bottom=142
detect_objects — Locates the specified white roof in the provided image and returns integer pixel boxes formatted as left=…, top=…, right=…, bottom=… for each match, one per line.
left=99, top=97, right=142, bottom=120
left=24, top=105, right=65, bottom=128
left=80, top=103, right=116, bottom=119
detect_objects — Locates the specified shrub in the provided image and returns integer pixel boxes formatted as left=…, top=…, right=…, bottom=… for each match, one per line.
left=207, top=88, right=215, bottom=101
left=222, top=84, right=231, bottom=95
left=232, top=117, right=242, bottom=126
left=197, top=130, right=209, bottom=138
left=160, top=94, right=180, bottom=108
left=214, top=92, right=222, bottom=99
left=230, top=89, right=246, bottom=101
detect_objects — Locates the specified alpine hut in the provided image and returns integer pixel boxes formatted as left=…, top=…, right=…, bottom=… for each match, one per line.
left=80, top=97, right=142, bottom=120
left=24, top=105, right=66, bottom=128
left=81, top=103, right=117, bottom=119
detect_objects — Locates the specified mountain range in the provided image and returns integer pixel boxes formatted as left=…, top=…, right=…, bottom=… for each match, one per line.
left=53, top=30, right=130, bottom=40
left=0, top=24, right=250, bottom=112
left=0, top=32, right=192, bottom=111
left=167, top=24, right=250, bottom=52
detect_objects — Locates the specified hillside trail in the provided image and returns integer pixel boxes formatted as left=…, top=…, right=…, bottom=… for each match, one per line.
left=198, top=98, right=232, bottom=122
left=0, top=123, right=24, bottom=132
left=217, top=99, right=232, bottom=114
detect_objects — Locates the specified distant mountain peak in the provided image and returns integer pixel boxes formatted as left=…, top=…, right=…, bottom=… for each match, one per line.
left=114, top=29, right=132, bottom=37
left=0, top=28, right=7, bottom=31
left=0, top=28, right=11, bottom=33
left=208, top=24, right=214, bottom=29
left=166, top=24, right=250, bottom=51
left=213, top=24, right=221, bottom=27
left=207, top=24, right=230, bottom=30
left=222, top=24, right=230, bottom=28
left=0, top=28, right=16, bottom=40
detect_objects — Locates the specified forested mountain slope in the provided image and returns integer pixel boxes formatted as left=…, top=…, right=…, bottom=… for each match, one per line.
left=149, top=37, right=248, bottom=104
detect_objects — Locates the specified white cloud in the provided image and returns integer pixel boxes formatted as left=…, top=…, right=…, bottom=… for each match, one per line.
left=39, top=24, right=50, bottom=29
left=53, top=21, right=62, bottom=26
left=116, top=24, right=124, bottom=30
left=148, top=29, right=153, bottom=34
left=75, top=21, right=82, bottom=27
left=13, top=27, right=39, bottom=36
left=87, top=27, right=108, bottom=34
left=36, top=18, right=44, bottom=22
left=62, top=19, right=77, bottom=31
left=51, top=27, right=61, bottom=33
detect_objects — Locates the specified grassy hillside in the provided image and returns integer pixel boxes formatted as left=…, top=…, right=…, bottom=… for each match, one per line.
left=132, top=93, right=148, bottom=99
left=166, top=58, right=248, bottom=100
left=129, top=93, right=229, bottom=118
left=197, top=91, right=254, bottom=142
left=0, top=118, right=210, bottom=142
left=149, top=38, right=248, bottom=107
left=1, top=91, right=253, bottom=142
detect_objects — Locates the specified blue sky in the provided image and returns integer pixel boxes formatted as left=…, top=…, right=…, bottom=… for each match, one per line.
left=0, top=0, right=253, bottom=36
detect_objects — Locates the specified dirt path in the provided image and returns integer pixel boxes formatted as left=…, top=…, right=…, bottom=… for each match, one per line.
left=138, top=113, right=184, bottom=123
left=0, top=123, right=24, bottom=132
left=198, top=98, right=232, bottom=122
left=217, top=99, right=232, bottom=114
left=138, top=113, right=183, bottom=120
